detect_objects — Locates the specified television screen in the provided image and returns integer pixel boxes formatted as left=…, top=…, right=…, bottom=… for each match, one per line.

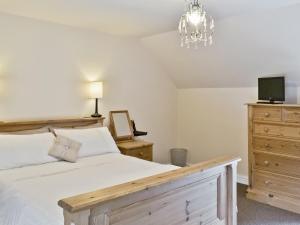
left=258, top=77, right=285, bottom=102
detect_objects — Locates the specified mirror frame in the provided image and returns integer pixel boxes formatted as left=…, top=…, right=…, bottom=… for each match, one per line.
left=109, top=110, right=134, bottom=141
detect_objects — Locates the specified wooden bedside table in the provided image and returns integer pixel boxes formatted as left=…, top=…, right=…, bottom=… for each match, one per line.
left=117, top=140, right=153, bottom=161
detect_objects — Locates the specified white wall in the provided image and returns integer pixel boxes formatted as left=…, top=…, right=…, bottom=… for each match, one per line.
left=177, top=87, right=299, bottom=177
left=0, top=12, right=177, bottom=163
left=1, top=10, right=299, bottom=172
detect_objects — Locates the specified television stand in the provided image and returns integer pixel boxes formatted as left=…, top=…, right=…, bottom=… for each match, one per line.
left=256, top=101, right=284, bottom=104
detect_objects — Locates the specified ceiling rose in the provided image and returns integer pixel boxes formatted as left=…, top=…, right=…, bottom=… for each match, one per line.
left=178, top=0, right=215, bottom=49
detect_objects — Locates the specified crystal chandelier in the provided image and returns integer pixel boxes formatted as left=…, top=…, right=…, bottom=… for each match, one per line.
left=178, top=0, right=215, bottom=49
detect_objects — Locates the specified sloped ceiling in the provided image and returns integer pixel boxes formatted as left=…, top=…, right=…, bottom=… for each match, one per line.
left=142, top=4, right=300, bottom=88
left=0, top=1, right=300, bottom=87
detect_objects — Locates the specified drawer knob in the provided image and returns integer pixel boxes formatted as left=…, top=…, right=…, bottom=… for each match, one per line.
left=139, top=152, right=144, bottom=157
left=264, top=112, right=270, bottom=117
left=268, top=194, right=274, bottom=198
left=265, top=144, right=271, bottom=148
left=264, top=180, right=271, bottom=185
left=275, top=163, right=279, bottom=166
left=264, top=160, right=270, bottom=166
left=264, top=128, right=270, bottom=133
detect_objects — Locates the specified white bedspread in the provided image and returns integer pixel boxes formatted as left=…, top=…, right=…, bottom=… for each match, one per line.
left=0, top=153, right=177, bottom=225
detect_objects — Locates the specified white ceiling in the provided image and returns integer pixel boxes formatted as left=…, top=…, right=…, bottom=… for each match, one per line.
left=0, top=0, right=300, bottom=37
left=142, top=4, right=300, bottom=88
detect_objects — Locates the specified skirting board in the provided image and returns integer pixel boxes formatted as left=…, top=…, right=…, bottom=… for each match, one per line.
left=237, top=174, right=249, bottom=185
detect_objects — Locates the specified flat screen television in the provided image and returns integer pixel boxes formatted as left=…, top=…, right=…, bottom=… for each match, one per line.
left=258, top=76, right=285, bottom=103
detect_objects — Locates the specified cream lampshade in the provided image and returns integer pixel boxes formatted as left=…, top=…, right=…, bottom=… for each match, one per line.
left=88, top=82, right=103, bottom=117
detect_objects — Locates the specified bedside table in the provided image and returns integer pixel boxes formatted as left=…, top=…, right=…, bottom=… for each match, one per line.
left=117, top=140, right=153, bottom=161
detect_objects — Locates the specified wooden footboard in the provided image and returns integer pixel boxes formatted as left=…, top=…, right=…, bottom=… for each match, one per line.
left=59, top=156, right=240, bottom=225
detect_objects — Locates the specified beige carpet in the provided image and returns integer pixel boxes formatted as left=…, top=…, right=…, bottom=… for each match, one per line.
left=237, top=184, right=300, bottom=225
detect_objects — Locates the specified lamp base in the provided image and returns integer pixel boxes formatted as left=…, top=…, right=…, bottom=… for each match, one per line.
left=91, top=98, right=102, bottom=118
left=91, top=113, right=102, bottom=118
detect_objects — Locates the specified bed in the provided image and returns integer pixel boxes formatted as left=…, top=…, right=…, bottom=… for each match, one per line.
left=0, top=118, right=240, bottom=225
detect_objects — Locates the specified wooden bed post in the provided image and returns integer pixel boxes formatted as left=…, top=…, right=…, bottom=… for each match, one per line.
left=64, top=209, right=90, bottom=225
left=227, top=161, right=238, bottom=225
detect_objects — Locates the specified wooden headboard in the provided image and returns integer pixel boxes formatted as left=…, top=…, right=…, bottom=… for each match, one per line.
left=0, top=117, right=105, bottom=133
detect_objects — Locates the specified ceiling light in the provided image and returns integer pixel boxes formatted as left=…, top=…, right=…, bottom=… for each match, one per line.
left=178, top=0, right=214, bottom=49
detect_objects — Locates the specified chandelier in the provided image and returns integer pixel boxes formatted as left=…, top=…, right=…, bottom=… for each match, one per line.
left=178, top=0, right=215, bottom=49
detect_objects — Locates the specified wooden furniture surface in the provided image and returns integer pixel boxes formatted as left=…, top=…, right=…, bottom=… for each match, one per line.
left=0, top=117, right=105, bottom=133
left=247, top=104, right=300, bottom=213
left=117, top=140, right=153, bottom=161
left=0, top=118, right=240, bottom=225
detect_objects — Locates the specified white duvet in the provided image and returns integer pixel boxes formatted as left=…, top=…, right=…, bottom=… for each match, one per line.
left=0, top=153, right=177, bottom=225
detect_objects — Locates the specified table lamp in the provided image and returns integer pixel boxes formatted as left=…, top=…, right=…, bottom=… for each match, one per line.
left=88, top=81, right=103, bottom=117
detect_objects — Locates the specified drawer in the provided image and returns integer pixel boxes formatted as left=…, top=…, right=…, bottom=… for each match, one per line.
left=253, top=137, right=300, bottom=157
left=253, top=107, right=282, bottom=122
left=124, top=147, right=153, bottom=161
left=247, top=188, right=300, bottom=213
left=254, top=123, right=300, bottom=139
left=253, top=170, right=300, bottom=198
left=283, top=108, right=300, bottom=123
left=254, top=152, right=300, bottom=178
left=254, top=123, right=282, bottom=137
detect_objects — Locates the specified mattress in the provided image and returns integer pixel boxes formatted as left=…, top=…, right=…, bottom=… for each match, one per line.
left=0, top=153, right=177, bottom=225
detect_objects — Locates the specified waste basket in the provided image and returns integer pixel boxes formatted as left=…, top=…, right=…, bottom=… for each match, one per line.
left=170, top=148, right=188, bottom=167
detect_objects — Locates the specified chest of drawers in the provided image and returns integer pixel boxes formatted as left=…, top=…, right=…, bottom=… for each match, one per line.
left=247, top=104, right=300, bottom=214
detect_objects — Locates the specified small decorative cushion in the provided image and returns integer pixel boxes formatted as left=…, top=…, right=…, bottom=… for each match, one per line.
left=48, top=135, right=81, bottom=163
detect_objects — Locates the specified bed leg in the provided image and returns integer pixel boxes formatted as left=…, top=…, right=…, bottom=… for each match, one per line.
left=227, top=162, right=238, bottom=225
left=64, top=209, right=90, bottom=225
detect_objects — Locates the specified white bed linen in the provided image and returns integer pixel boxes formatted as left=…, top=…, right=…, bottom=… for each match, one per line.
left=0, top=153, right=177, bottom=225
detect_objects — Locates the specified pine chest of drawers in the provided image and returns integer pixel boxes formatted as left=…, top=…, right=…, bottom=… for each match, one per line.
left=247, top=104, right=300, bottom=213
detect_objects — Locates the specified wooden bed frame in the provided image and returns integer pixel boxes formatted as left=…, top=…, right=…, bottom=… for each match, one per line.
left=0, top=117, right=240, bottom=225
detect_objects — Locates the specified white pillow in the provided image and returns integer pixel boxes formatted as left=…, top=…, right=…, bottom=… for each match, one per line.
left=0, top=133, right=57, bottom=170
left=53, top=127, right=120, bottom=158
